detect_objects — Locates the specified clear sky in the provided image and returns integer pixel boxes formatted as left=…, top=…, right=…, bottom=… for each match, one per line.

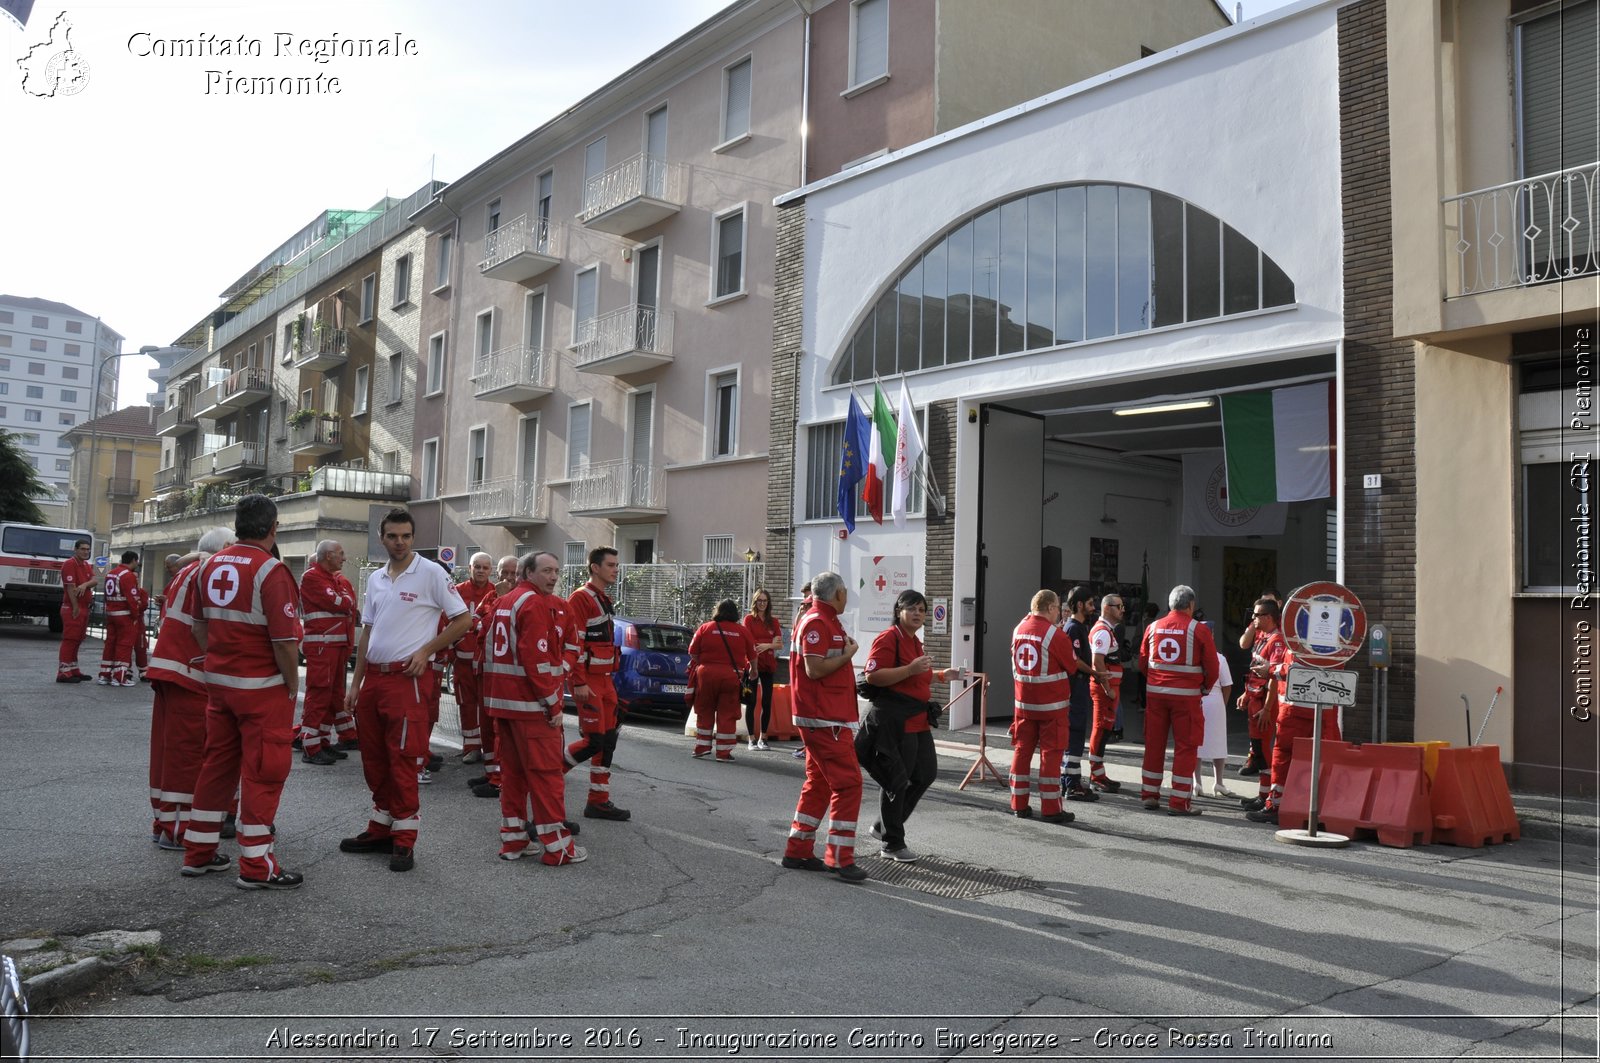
left=1, top=0, right=1297, bottom=406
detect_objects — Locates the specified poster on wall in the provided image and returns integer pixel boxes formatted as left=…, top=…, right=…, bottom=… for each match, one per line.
left=859, top=555, right=914, bottom=630
left=1089, top=537, right=1119, bottom=584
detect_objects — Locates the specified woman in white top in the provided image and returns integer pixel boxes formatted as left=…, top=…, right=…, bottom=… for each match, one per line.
left=1196, top=618, right=1235, bottom=797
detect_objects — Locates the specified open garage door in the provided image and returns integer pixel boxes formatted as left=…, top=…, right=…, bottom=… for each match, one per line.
left=977, top=405, right=1044, bottom=715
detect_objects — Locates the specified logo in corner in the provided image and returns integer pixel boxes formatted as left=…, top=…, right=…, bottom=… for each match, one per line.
left=18, top=11, right=90, bottom=98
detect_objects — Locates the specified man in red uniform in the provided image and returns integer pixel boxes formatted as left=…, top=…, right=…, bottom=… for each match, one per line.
left=1246, top=645, right=1339, bottom=825
left=454, top=552, right=496, bottom=764
left=483, top=550, right=585, bottom=864
left=338, top=508, right=470, bottom=873
left=1238, top=597, right=1286, bottom=812
left=563, top=545, right=631, bottom=820
left=298, top=539, right=357, bottom=766
left=180, top=495, right=305, bottom=889
left=57, top=538, right=94, bottom=682
left=1010, top=590, right=1076, bottom=825
left=1236, top=589, right=1283, bottom=775
left=782, top=571, right=867, bottom=883
left=147, top=527, right=234, bottom=849
left=97, top=550, right=141, bottom=686
left=1138, top=584, right=1220, bottom=816
left=1085, top=593, right=1128, bottom=793
left=130, top=558, right=152, bottom=682
left=469, top=555, right=519, bottom=799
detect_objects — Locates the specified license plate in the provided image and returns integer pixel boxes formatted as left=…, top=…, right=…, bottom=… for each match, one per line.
left=661, top=684, right=687, bottom=694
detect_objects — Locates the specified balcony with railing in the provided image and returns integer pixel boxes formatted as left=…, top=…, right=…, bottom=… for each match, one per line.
left=194, top=367, right=272, bottom=418
left=479, top=214, right=563, bottom=282
left=568, top=459, right=666, bottom=520
left=466, top=476, right=548, bottom=528
left=577, top=153, right=683, bottom=236
left=472, top=344, right=555, bottom=402
left=156, top=400, right=197, bottom=437
left=1443, top=161, right=1600, bottom=297
left=106, top=476, right=140, bottom=500
left=153, top=461, right=189, bottom=495
left=209, top=439, right=267, bottom=480
left=288, top=414, right=343, bottom=456
left=293, top=326, right=350, bottom=372
left=571, top=306, right=674, bottom=376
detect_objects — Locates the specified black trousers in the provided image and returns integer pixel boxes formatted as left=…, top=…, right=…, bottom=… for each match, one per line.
left=878, top=729, right=938, bottom=849
left=744, top=669, right=774, bottom=736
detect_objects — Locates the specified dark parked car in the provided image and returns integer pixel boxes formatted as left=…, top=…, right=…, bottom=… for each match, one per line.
left=610, top=616, right=693, bottom=717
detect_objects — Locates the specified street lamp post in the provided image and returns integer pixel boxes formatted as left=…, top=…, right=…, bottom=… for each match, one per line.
left=80, top=348, right=127, bottom=546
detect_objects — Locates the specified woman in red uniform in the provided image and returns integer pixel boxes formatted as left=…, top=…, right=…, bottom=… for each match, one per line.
left=862, top=590, right=939, bottom=862
left=688, top=599, right=755, bottom=762
left=741, top=590, right=782, bottom=751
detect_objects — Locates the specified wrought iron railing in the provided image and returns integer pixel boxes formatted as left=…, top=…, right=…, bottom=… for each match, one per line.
left=480, top=214, right=562, bottom=271
left=578, top=153, right=682, bottom=221
left=106, top=476, right=140, bottom=499
left=569, top=458, right=664, bottom=512
left=466, top=476, right=547, bottom=522
left=571, top=306, right=673, bottom=368
left=471, top=344, right=554, bottom=396
left=295, top=327, right=348, bottom=363
left=1443, top=160, right=1600, bottom=296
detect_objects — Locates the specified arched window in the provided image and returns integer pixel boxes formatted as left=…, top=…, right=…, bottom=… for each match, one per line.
left=831, top=184, right=1296, bottom=384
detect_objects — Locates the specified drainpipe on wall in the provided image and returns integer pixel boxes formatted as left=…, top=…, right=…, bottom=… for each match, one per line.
left=793, top=0, right=812, bottom=188
left=1335, top=337, right=1346, bottom=585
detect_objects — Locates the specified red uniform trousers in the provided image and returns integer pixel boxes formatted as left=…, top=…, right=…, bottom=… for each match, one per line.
left=784, top=724, right=863, bottom=869
left=1244, top=692, right=1278, bottom=799
left=564, top=673, right=619, bottom=806
left=149, top=680, right=208, bottom=843
left=58, top=605, right=89, bottom=678
left=132, top=629, right=149, bottom=674
left=1141, top=692, right=1203, bottom=811
left=454, top=660, right=483, bottom=753
left=354, top=671, right=430, bottom=849
left=482, top=711, right=501, bottom=787
left=182, top=684, right=294, bottom=880
left=1265, top=707, right=1341, bottom=810
left=497, top=714, right=579, bottom=864
left=299, top=645, right=348, bottom=754
left=1009, top=714, right=1066, bottom=815
left=1086, top=679, right=1121, bottom=785
left=98, top=615, right=137, bottom=684
left=692, top=666, right=741, bottom=759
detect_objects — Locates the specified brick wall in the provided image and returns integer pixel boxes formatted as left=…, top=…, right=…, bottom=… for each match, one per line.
left=923, top=400, right=958, bottom=704
left=765, top=201, right=806, bottom=608
left=1339, top=0, right=1416, bottom=739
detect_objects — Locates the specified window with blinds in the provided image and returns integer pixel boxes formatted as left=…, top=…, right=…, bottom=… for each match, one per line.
left=804, top=408, right=926, bottom=521
left=1517, top=0, right=1598, bottom=274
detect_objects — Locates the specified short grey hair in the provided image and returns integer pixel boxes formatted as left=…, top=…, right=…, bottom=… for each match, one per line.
left=469, top=551, right=493, bottom=567
left=497, top=554, right=518, bottom=569
left=811, top=571, right=845, bottom=604
left=1168, top=584, right=1197, bottom=611
left=1100, top=593, right=1122, bottom=612
left=315, top=538, right=342, bottom=561
left=197, top=527, right=236, bottom=555
left=164, top=553, right=183, bottom=569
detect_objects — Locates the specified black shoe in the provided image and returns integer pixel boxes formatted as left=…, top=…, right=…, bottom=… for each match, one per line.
left=336, top=739, right=361, bottom=752
left=781, top=855, right=828, bottom=871
left=1041, top=810, right=1075, bottom=825
left=236, top=869, right=303, bottom=890
left=427, top=753, right=443, bottom=772
left=302, top=749, right=338, bottom=766
left=180, top=854, right=231, bottom=877
left=467, top=775, right=489, bottom=788
left=564, top=820, right=581, bottom=836
left=1065, top=784, right=1100, bottom=803
left=291, top=737, right=303, bottom=751
left=583, top=801, right=631, bottom=821
left=339, top=831, right=395, bottom=853
left=1245, top=806, right=1279, bottom=824
left=56, top=675, right=78, bottom=684
left=389, top=846, right=415, bottom=872
left=1012, top=806, right=1033, bottom=819
left=1107, top=728, right=1124, bottom=743
left=220, top=814, right=236, bottom=839
left=1238, top=757, right=1263, bottom=777
left=471, top=782, right=501, bottom=798
left=1240, top=795, right=1266, bottom=812
left=325, top=745, right=349, bottom=760
left=830, top=862, right=869, bottom=884
left=1168, top=806, right=1203, bottom=817
left=1091, top=778, right=1122, bottom=794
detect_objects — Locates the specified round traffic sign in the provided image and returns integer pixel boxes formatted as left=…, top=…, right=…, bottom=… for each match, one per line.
left=439, top=547, right=456, bottom=565
left=1281, top=581, right=1366, bottom=668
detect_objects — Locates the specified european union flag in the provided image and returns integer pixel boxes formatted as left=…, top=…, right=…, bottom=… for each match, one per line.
left=1, top=1, right=34, bottom=30
left=837, top=395, right=870, bottom=534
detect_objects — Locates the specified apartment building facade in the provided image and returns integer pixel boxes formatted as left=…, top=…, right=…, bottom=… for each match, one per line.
left=0, top=295, right=121, bottom=507
left=405, top=0, right=1229, bottom=571
left=62, top=405, right=162, bottom=543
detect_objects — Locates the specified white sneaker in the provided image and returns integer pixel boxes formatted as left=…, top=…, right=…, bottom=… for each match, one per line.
left=120, top=678, right=137, bottom=687
left=748, top=740, right=759, bottom=751
left=755, top=739, right=769, bottom=750
left=881, top=845, right=920, bottom=863
left=417, top=770, right=433, bottom=785
left=559, top=845, right=588, bottom=865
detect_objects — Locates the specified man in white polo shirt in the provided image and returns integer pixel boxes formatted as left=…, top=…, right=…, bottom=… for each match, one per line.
left=338, top=508, right=470, bottom=873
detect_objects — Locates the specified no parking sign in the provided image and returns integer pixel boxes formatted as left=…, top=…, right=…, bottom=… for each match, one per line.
left=438, top=546, right=456, bottom=566
left=1281, top=581, right=1366, bottom=667
left=931, top=597, right=948, bottom=635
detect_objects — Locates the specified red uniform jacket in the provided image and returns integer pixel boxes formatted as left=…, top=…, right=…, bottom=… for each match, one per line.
left=147, top=559, right=207, bottom=694
left=791, top=601, right=856, bottom=727
left=300, top=564, right=357, bottom=649
left=1140, top=610, right=1220, bottom=699
left=565, top=581, right=618, bottom=679
left=482, top=583, right=567, bottom=718
left=187, top=544, right=302, bottom=690
left=1011, top=613, right=1074, bottom=718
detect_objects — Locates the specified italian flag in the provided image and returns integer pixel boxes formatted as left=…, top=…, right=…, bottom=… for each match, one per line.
left=863, top=384, right=895, bottom=524
left=1219, top=381, right=1336, bottom=508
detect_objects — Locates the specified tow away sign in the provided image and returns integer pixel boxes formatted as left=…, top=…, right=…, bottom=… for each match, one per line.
left=1286, top=666, right=1358, bottom=707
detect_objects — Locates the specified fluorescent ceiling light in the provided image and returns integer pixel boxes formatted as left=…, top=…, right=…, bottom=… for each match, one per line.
left=1112, top=398, right=1216, bottom=417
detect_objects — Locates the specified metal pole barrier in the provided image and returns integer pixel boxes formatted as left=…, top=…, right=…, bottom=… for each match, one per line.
left=954, top=672, right=1003, bottom=790
left=1277, top=671, right=1350, bottom=848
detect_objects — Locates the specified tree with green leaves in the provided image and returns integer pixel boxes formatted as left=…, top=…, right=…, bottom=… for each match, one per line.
left=0, top=430, right=50, bottom=524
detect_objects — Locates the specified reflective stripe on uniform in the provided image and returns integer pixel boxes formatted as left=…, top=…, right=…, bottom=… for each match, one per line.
left=205, top=671, right=285, bottom=689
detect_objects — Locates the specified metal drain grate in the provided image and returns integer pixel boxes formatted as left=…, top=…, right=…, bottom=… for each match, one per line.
left=867, top=854, right=1037, bottom=899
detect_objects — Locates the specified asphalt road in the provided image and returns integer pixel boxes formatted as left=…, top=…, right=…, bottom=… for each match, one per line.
left=1, top=621, right=1595, bottom=1062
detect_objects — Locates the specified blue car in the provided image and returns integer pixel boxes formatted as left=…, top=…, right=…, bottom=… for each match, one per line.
left=608, top=616, right=693, bottom=716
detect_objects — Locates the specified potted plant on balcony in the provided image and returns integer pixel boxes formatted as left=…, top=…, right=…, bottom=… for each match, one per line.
left=287, top=408, right=320, bottom=429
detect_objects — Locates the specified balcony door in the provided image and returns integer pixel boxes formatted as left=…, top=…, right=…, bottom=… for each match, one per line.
left=519, top=415, right=539, bottom=486
left=468, top=426, right=488, bottom=488
left=634, top=244, right=660, bottom=350
left=644, top=106, right=668, bottom=198
left=628, top=389, right=654, bottom=506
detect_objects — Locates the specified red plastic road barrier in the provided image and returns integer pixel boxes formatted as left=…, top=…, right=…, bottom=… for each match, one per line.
left=1429, top=744, right=1520, bottom=848
left=766, top=684, right=799, bottom=741
left=1277, top=739, right=1434, bottom=848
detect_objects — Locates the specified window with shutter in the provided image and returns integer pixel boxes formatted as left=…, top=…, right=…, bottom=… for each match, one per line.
left=1517, top=0, right=1599, bottom=276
